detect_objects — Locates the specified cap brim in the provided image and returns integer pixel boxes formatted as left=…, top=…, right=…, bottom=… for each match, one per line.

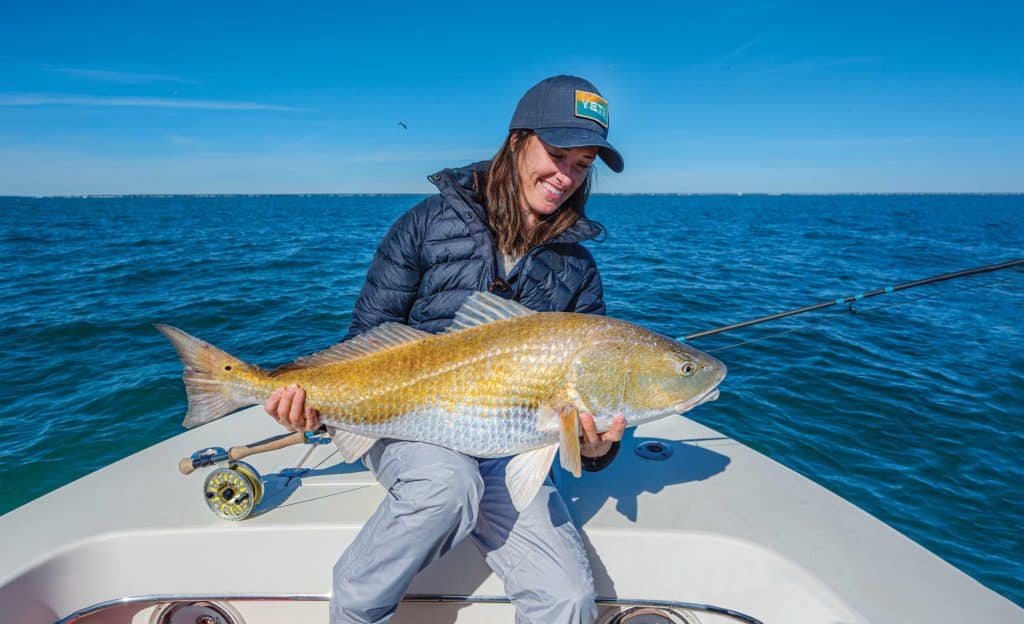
left=535, top=127, right=624, bottom=173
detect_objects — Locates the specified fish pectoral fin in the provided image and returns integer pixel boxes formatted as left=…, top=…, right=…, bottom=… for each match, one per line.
left=564, top=381, right=591, bottom=414
left=505, top=444, right=559, bottom=512
left=328, top=427, right=378, bottom=463
left=538, top=393, right=584, bottom=478
left=558, top=405, right=582, bottom=478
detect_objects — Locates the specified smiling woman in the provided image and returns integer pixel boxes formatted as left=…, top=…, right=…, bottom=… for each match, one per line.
left=519, top=136, right=597, bottom=219
left=524, top=138, right=597, bottom=211
left=480, top=76, right=623, bottom=259
left=260, top=74, right=627, bottom=624
left=479, top=129, right=598, bottom=260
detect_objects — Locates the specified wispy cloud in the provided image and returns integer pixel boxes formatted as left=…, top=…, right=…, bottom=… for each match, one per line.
left=712, top=35, right=763, bottom=67
left=0, top=93, right=300, bottom=111
left=0, top=145, right=493, bottom=194
left=685, top=35, right=764, bottom=72
left=760, top=56, right=883, bottom=75
left=167, top=134, right=199, bottom=145
left=675, top=136, right=1023, bottom=148
left=738, top=136, right=926, bottom=147
left=45, top=66, right=196, bottom=84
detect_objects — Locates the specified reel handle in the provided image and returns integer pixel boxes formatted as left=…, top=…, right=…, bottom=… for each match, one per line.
left=179, top=456, right=209, bottom=475
left=178, top=430, right=309, bottom=475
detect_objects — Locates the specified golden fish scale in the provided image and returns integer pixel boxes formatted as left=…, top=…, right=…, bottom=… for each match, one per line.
left=261, top=313, right=601, bottom=427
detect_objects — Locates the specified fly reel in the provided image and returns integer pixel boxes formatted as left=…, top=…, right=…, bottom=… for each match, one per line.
left=203, top=461, right=263, bottom=521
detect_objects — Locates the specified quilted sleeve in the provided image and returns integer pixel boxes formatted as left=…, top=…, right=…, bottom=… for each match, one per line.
left=573, top=252, right=606, bottom=316
left=344, top=201, right=429, bottom=338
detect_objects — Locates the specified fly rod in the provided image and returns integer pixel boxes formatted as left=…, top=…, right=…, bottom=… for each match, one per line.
left=684, top=258, right=1023, bottom=341
left=178, top=426, right=328, bottom=475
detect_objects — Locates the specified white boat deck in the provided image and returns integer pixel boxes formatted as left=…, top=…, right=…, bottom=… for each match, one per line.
left=0, top=406, right=1020, bottom=623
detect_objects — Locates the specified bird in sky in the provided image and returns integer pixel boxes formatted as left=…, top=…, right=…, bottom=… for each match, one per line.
left=398, top=121, right=408, bottom=130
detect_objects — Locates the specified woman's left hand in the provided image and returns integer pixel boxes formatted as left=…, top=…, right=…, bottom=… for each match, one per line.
left=579, top=412, right=626, bottom=458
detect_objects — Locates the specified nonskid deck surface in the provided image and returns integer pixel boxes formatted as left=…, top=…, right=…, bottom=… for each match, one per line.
left=0, top=406, right=1020, bottom=623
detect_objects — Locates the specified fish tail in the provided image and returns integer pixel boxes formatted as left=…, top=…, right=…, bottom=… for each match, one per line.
left=155, top=324, right=264, bottom=428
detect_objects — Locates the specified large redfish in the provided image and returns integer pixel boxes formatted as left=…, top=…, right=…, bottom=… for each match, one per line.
left=158, top=292, right=726, bottom=510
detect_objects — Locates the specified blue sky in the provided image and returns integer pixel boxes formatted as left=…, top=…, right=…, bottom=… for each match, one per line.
left=1, top=1, right=1021, bottom=194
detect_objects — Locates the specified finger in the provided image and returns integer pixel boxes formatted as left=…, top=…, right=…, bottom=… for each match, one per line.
left=578, top=412, right=600, bottom=446
left=579, top=413, right=611, bottom=458
left=596, top=413, right=626, bottom=443
left=276, top=388, right=296, bottom=430
left=304, top=405, right=320, bottom=432
left=288, top=386, right=306, bottom=430
left=272, top=389, right=291, bottom=425
left=264, top=388, right=282, bottom=419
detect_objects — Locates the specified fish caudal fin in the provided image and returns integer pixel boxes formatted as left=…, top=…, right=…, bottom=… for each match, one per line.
left=155, top=324, right=259, bottom=428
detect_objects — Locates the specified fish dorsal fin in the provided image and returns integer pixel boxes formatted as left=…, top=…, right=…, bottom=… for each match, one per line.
left=272, top=323, right=431, bottom=374
left=445, top=291, right=536, bottom=333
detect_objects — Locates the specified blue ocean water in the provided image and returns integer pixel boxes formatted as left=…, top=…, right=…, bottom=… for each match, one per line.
left=1, top=194, right=1021, bottom=604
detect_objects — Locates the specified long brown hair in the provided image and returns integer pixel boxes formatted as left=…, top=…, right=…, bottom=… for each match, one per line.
left=476, top=130, right=592, bottom=256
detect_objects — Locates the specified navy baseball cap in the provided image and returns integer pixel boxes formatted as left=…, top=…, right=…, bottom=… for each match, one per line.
left=509, top=75, right=624, bottom=173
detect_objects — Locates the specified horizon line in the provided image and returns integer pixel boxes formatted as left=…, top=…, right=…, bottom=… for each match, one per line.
left=4, top=191, right=1023, bottom=199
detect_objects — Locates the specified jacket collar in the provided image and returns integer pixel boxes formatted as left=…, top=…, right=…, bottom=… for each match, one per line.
left=428, top=161, right=605, bottom=245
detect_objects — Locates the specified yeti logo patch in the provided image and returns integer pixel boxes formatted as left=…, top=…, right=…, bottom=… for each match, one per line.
left=575, top=90, right=609, bottom=128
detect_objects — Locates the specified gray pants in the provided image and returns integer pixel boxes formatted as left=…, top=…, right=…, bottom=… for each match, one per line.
left=330, top=439, right=597, bottom=624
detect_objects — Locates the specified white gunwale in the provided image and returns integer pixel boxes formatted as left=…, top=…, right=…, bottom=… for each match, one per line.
left=1, top=405, right=1020, bottom=623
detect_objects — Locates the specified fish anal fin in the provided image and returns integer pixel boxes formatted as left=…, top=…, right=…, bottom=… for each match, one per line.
left=505, top=444, right=558, bottom=512
left=328, top=427, right=378, bottom=463
left=272, top=323, right=432, bottom=375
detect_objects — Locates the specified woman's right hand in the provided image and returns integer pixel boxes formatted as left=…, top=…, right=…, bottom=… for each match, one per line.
left=264, top=384, right=321, bottom=432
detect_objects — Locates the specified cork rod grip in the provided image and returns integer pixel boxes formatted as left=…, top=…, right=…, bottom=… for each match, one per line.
left=177, top=430, right=309, bottom=475
left=228, top=430, right=307, bottom=460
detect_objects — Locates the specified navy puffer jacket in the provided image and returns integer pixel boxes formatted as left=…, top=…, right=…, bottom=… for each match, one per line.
left=345, top=161, right=605, bottom=339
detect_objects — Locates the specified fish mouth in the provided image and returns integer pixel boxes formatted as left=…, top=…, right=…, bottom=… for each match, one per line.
left=698, top=389, right=720, bottom=406
left=673, top=386, right=721, bottom=414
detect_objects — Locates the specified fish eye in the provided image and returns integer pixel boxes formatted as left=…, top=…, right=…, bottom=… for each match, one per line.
left=224, top=365, right=232, bottom=371
left=678, top=361, right=697, bottom=376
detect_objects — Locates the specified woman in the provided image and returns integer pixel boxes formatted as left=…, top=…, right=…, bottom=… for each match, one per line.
left=266, top=75, right=626, bottom=624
